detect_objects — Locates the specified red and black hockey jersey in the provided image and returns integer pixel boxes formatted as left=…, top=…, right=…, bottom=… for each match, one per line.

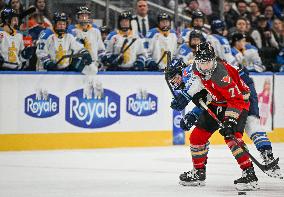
left=193, top=59, right=250, bottom=120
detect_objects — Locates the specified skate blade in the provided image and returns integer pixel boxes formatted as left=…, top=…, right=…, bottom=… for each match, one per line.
left=235, top=182, right=260, bottom=191
left=179, top=180, right=205, bottom=187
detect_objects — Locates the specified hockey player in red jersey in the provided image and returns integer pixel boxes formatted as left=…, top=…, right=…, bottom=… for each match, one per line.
left=179, top=42, right=259, bottom=191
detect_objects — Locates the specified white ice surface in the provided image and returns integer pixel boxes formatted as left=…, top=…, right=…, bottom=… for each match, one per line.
left=0, top=144, right=284, bottom=197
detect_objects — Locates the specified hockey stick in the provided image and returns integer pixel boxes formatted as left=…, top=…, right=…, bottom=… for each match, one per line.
left=55, top=51, right=85, bottom=66
left=164, top=51, right=177, bottom=98
left=19, top=6, right=36, bottom=19
left=198, top=99, right=279, bottom=173
left=112, top=38, right=137, bottom=64
left=157, top=50, right=169, bottom=67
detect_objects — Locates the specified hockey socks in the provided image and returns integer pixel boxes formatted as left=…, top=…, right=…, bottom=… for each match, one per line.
left=250, top=132, right=272, bottom=151
left=225, top=133, right=252, bottom=170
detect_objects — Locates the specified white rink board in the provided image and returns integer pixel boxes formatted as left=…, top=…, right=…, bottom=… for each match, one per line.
left=0, top=73, right=172, bottom=134
left=0, top=72, right=282, bottom=134
left=274, top=74, right=284, bottom=128
left=250, top=74, right=273, bottom=132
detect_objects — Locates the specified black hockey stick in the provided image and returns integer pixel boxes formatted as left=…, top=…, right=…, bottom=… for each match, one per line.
left=157, top=50, right=170, bottom=67
left=164, top=51, right=177, bottom=98
left=55, top=51, right=85, bottom=66
left=19, top=6, right=36, bottom=20
left=198, top=99, right=279, bottom=173
left=112, top=38, right=137, bottom=64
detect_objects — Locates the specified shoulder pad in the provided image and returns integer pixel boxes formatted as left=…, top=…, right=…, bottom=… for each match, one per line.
left=181, top=28, right=191, bottom=37
left=67, top=25, right=76, bottom=35
left=39, top=28, right=53, bottom=40
left=245, top=43, right=258, bottom=51
left=231, top=47, right=239, bottom=57
left=179, top=44, right=192, bottom=55
left=212, top=34, right=229, bottom=45
left=170, top=29, right=177, bottom=37
left=211, top=61, right=230, bottom=87
left=146, top=28, right=158, bottom=38
left=92, top=23, right=98, bottom=29
left=106, top=31, right=117, bottom=40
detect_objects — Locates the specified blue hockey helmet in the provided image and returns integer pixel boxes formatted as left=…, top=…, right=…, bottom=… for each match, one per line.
left=211, top=19, right=225, bottom=34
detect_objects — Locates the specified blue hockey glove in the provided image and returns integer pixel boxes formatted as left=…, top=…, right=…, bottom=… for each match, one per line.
left=219, top=118, right=238, bottom=139
left=170, top=92, right=191, bottom=111
left=180, top=112, right=198, bottom=131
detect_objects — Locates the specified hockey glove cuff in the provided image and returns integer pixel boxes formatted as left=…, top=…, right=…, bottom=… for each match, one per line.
left=170, top=92, right=191, bottom=111
left=180, top=112, right=198, bottom=131
left=192, top=89, right=208, bottom=108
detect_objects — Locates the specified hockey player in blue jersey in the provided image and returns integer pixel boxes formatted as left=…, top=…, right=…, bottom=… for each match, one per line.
left=168, top=56, right=282, bottom=179
left=180, top=10, right=208, bottom=44
left=176, top=30, right=205, bottom=65
left=230, top=32, right=265, bottom=72
left=207, top=19, right=238, bottom=68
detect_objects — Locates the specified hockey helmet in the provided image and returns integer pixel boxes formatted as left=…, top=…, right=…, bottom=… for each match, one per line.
left=211, top=19, right=225, bottom=34
left=189, top=30, right=206, bottom=49
left=230, top=32, right=246, bottom=46
left=76, top=6, right=91, bottom=25
left=157, top=12, right=171, bottom=22
left=53, top=12, right=68, bottom=36
left=166, top=58, right=187, bottom=89
left=118, top=11, right=132, bottom=31
left=157, top=12, right=171, bottom=31
left=1, top=8, right=18, bottom=25
left=100, top=26, right=111, bottom=34
left=194, top=42, right=217, bottom=76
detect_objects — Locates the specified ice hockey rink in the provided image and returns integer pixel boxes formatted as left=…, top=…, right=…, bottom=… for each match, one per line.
left=0, top=143, right=283, bottom=197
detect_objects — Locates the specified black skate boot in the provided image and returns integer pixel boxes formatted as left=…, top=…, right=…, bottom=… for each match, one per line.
left=179, top=168, right=206, bottom=186
left=234, top=167, right=260, bottom=191
left=261, top=149, right=283, bottom=179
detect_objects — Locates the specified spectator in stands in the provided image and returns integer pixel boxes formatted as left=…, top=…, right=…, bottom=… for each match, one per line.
left=0, top=0, right=5, bottom=13
left=182, top=0, right=200, bottom=17
left=272, top=18, right=284, bottom=48
left=225, top=0, right=251, bottom=29
left=251, top=15, right=279, bottom=49
left=251, top=15, right=279, bottom=70
left=180, top=10, right=208, bottom=44
left=34, top=0, right=52, bottom=28
left=144, top=12, right=177, bottom=70
left=131, top=0, right=156, bottom=37
left=231, top=32, right=266, bottom=72
left=264, top=5, right=275, bottom=28
left=273, top=0, right=284, bottom=19
left=249, top=1, right=261, bottom=28
left=105, top=11, right=147, bottom=71
left=7, top=0, right=23, bottom=16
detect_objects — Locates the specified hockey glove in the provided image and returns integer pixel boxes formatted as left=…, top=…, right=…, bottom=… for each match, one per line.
left=192, top=89, right=208, bottom=108
left=146, top=59, right=159, bottom=71
left=81, top=50, right=93, bottom=65
left=133, top=58, right=145, bottom=71
left=180, top=112, right=198, bottom=131
left=43, top=60, right=57, bottom=70
left=108, top=54, right=123, bottom=66
left=170, top=92, right=192, bottom=111
left=219, top=118, right=238, bottom=139
left=21, top=46, right=36, bottom=60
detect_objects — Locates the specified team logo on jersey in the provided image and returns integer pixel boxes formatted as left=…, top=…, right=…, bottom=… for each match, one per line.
left=221, top=75, right=231, bottom=84
left=126, top=89, right=158, bottom=116
left=65, top=80, right=120, bottom=128
left=25, top=89, right=59, bottom=118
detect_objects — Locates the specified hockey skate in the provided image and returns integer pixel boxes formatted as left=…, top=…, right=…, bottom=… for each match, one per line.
left=261, top=150, right=283, bottom=179
left=234, top=167, right=260, bottom=191
left=179, top=168, right=206, bottom=186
